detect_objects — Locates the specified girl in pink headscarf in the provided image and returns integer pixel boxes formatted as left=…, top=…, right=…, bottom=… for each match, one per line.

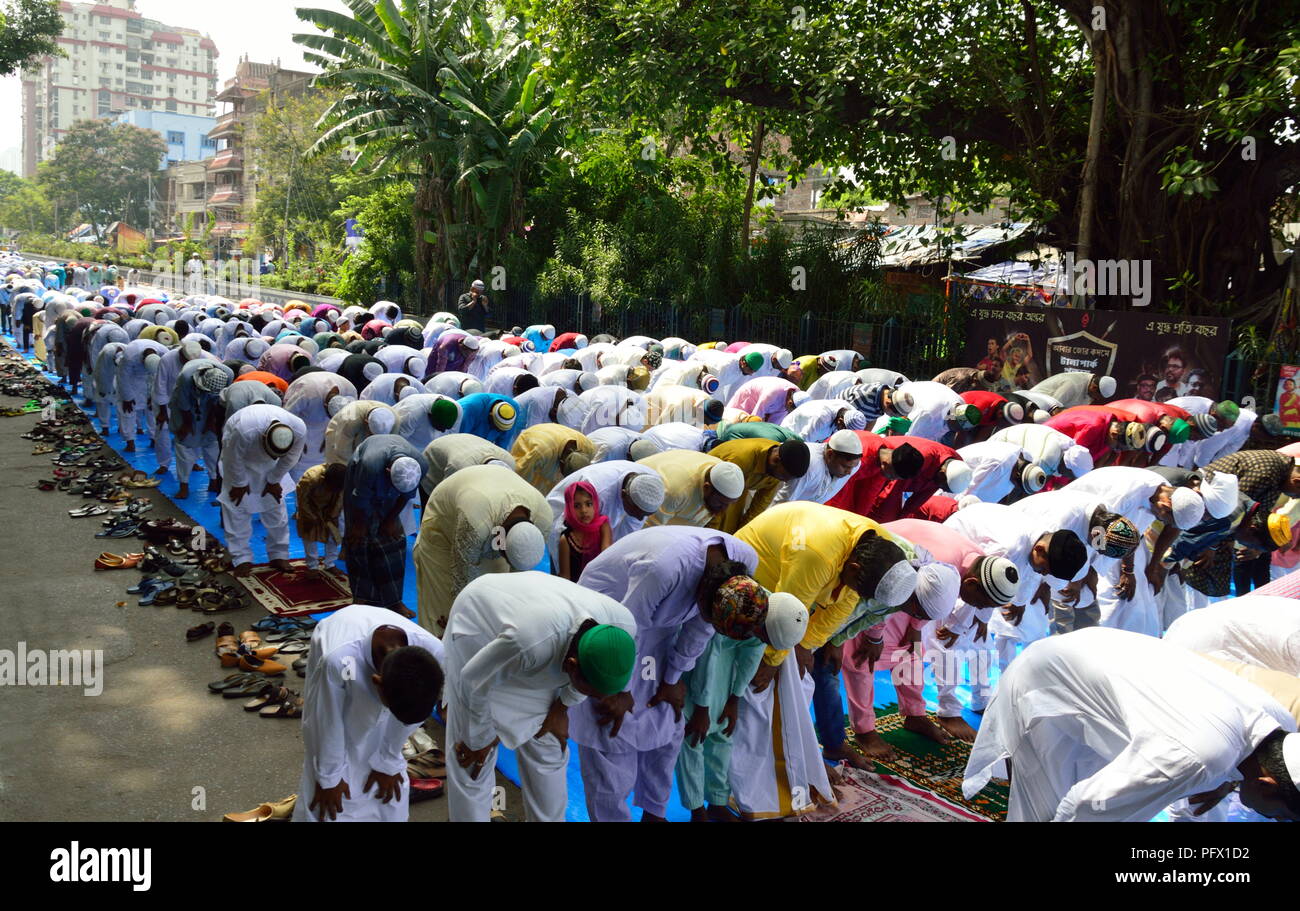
left=557, top=480, right=611, bottom=582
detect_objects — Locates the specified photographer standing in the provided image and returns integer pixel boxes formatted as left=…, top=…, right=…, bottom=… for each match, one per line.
left=457, top=279, right=490, bottom=332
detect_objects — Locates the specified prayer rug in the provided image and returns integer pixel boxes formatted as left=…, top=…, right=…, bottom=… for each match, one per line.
left=847, top=705, right=1009, bottom=821
left=236, top=560, right=354, bottom=617
left=790, top=766, right=986, bottom=822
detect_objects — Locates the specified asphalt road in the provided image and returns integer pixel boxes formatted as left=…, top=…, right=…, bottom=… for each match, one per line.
left=0, top=345, right=519, bottom=822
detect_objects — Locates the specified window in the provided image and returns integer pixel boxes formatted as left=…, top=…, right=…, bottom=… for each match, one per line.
left=167, top=131, right=184, bottom=145
left=166, top=100, right=177, bottom=113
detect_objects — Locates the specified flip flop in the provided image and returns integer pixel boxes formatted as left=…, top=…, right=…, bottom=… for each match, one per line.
left=409, top=778, right=445, bottom=802
left=207, top=672, right=260, bottom=693
left=243, top=684, right=289, bottom=712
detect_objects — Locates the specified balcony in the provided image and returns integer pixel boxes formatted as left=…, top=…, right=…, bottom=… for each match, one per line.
left=208, top=187, right=242, bottom=207
left=206, top=149, right=243, bottom=173
left=208, top=111, right=241, bottom=139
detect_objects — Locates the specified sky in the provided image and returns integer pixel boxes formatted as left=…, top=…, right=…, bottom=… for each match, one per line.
left=0, top=0, right=350, bottom=165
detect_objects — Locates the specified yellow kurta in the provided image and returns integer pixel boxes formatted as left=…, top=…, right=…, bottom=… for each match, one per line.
left=707, top=438, right=780, bottom=534
left=735, top=502, right=900, bottom=666
left=510, top=423, right=597, bottom=496
left=639, top=449, right=725, bottom=527
left=413, top=464, right=553, bottom=636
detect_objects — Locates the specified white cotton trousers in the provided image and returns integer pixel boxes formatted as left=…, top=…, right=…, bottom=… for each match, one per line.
left=303, top=539, right=341, bottom=570
left=221, top=500, right=290, bottom=567
left=152, top=410, right=173, bottom=469
left=175, top=437, right=221, bottom=482
left=443, top=687, right=569, bottom=822
left=577, top=739, right=680, bottom=821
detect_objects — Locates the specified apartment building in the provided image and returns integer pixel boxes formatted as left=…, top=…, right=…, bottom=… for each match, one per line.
left=21, top=0, right=219, bottom=176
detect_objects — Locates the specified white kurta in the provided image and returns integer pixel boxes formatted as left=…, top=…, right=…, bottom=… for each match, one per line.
left=1164, top=596, right=1300, bottom=673
left=806, top=371, right=860, bottom=400
left=896, top=380, right=963, bottom=441
left=218, top=403, right=306, bottom=514
left=780, top=400, right=863, bottom=442
left=963, top=628, right=1295, bottom=822
left=282, top=372, right=359, bottom=480
left=393, top=393, right=462, bottom=452
left=957, top=440, right=1026, bottom=503
left=772, top=443, right=853, bottom=506
left=443, top=572, right=635, bottom=822
left=293, top=605, right=445, bottom=823
left=640, top=421, right=710, bottom=453
left=587, top=425, right=646, bottom=462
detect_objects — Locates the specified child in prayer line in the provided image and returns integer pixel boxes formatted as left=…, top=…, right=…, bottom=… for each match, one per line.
left=296, top=462, right=347, bottom=577
left=557, top=480, right=612, bottom=582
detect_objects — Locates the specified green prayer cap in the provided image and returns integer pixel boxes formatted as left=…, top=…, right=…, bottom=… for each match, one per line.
left=577, top=624, right=636, bottom=696
left=1215, top=401, right=1240, bottom=424
left=879, top=416, right=912, bottom=435
left=742, top=352, right=765, bottom=371
left=429, top=397, right=459, bottom=431
left=1166, top=418, right=1191, bottom=445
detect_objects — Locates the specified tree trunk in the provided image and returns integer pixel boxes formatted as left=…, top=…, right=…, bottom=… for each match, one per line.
left=1075, top=36, right=1107, bottom=273
left=741, top=120, right=767, bottom=254
left=413, top=168, right=437, bottom=315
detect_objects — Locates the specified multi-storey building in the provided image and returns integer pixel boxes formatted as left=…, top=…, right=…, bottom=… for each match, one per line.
left=206, top=58, right=314, bottom=251
left=21, top=0, right=219, bottom=177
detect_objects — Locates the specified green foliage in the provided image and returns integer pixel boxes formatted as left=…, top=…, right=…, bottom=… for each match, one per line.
left=332, top=181, right=418, bottom=306
left=0, top=0, right=62, bottom=78
left=249, top=88, right=351, bottom=262
left=296, top=0, right=564, bottom=298
left=0, top=170, right=54, bottom=234
left=39, top=121, right=167, bottom=237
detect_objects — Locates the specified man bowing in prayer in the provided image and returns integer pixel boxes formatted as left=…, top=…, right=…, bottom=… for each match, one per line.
left=443, top=572, right=636, bottom=822
left=964, top=628, right=1300, bottom=822
left=572, top=525, right=799, bottom=821
left=343, top=434, right=428, bottom=618
left=296, top=604, right=444, bottom=822
left=707, top=437, right=810, bottom=533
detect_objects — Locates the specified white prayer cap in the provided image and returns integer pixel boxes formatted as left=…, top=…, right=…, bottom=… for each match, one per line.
left=1198, top=470, right=1238, bottom=519
left=265, top=422, right=295, bottom=457
left=774, top=348, right=793, bottom=369
left=397, top=383, right=419, bottom=401
left=708, top=461, right=745, bottom=499
left=573, top=334, right=589, bottom=349
left=627, top=438, right=661, bottom=462
left=626, top=472, right=666, bottom=513
left=1145, top=427, right=1168, bottom=452
left=578, top=371, right=599, bottom=391
left=792, top=390, right=810, bottom=408
left=1170, top=487, right=1205, bottom=529
left=843, top=408, right=867, bottom=431
left=144, top=352, right=162, bottom=372
left=827, top=429, right=863, bottom=457
left=943, top=459, right=972, bottom=494
left=890, top=390, right=915, bottom=415
left=1033, top=407, right=1051, bottom=423
left=1062, top=445, right=1092, bottom=477
left=389, top=456, right=422, bottom=493
left=764, top=592, right=809, bottom=650
left=295, top=337, right=320, bottom=357
left=873, top=560, right=918, bottom=608
left=914, top=563, right=959, bottom=621
left=459, top=378, right=483, bottom=397
left=461, top=334, right=481, bottom=350
left=366, top=407, right=396, bottom=436
left=542, top=324, right=556, bottom=338
left=504, top=522, right=545, bottom=570
left=326, top=394, right=353, bottom=417
left=1020, top=463, right=1047, bottom=493
left=181, top=338, right=203, bottom=360
left=1284, top=733, right=1300, bottom=789
left=1003, top=400, right=1025, bottom=423
left=471, top=280, right=486, bottom=290
left=957, top=494, right=981, bottom=509
left=1191, top=412, right=1219, bottom=436
left=1097, top=375, right=1117, bottom=398
left=978, top=556, right=1020, bottom=605
left=362, top=361, right=383, bottom=382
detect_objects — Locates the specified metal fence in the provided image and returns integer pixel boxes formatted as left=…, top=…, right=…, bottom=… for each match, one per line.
left=441, top=278, right=959, bottom=378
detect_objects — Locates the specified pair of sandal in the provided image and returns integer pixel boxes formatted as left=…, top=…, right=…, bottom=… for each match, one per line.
left=243, top=684, right=302, bottom=718
left=119, top=470, right=160, bottom=489
left=251, top=614, right=318, bottom=633
left=94, top=552, right=144, bottom=571
left=69, top=504, right=108, bottom=518
left=209, top=671, right=283, bottom=697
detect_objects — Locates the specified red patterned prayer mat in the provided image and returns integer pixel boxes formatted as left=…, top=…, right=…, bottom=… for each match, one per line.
left=790, top=766, right=987, bottom=822
left=236, top=560, right=353, bottom=617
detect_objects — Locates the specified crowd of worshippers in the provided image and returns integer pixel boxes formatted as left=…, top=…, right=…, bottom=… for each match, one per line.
left=9, top=253, right=1300, bottom=824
